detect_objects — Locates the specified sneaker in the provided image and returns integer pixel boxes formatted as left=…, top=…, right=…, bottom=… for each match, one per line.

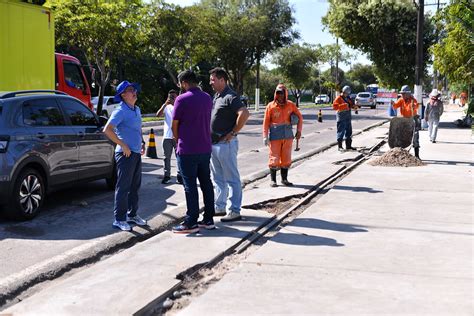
left=127, top=215, right=147, bottom=226
left=197, top=219, right=216, bottom=230
left=177, top=175, right=183, bottom=184
left=220, top=211, right=242, bottom=222
left=162, top=176, right=171, bottom=184
left=281, top=180, right=294, bottom=186
left=172, top=223, right=199, bottom=234
left=113, top=220, right=132, bottom=231
left=214, top=209, right=226, bottom=216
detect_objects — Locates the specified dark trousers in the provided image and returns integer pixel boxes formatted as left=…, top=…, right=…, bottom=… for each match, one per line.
left=177, top=153, right=215, bottom=226
left=114, top=152, right=142, bottom=221
left=336, top=118, right=353, bottom=141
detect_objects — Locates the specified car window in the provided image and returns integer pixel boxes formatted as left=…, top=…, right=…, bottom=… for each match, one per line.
left=60, top=99, right=98, bottom=126
left=63, top=61, right=86, bottom=90
left=23, top=99, right=66, bottom=126
left=107, top=98, right=115, bottom=105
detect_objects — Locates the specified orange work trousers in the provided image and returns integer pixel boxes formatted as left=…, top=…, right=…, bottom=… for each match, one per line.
left=268, top=138, right=293, bottom=169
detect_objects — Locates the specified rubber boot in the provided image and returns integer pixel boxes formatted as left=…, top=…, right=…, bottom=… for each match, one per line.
left=270, top=169, right=277, bottom=187
left=414, top=147, right=420, bottom=159
left=337, top=140, right=344, bottom=152
left=345, top=138, right=356, bottom=151
left=281, top=168, right=293, bottom=186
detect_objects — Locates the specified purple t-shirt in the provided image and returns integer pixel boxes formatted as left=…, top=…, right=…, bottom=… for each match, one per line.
left=172, top=87, right=212, bottom=155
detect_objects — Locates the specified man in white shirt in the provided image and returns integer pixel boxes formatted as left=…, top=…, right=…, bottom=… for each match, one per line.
left=156, top=90, right=182, bottom=184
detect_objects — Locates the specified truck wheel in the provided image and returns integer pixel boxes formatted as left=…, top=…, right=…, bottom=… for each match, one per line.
left=7, top=168, right=45, bottom=220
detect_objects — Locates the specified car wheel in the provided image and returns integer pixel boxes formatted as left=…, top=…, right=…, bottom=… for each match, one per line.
left=101, top=110, right=109, bottom=118
left=7, top=168, right=45, bottom=220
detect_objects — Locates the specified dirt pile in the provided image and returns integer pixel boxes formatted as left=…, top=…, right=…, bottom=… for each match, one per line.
left=370, top=147, right=424, bottom=167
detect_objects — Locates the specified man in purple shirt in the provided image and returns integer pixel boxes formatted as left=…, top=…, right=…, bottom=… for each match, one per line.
left=171, top=70, right=215, bottom=234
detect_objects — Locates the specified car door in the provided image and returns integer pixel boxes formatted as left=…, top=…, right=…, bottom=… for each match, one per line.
left=59, top=98, right=114, bottom=180
left=22, top=98, right=79, bottom=186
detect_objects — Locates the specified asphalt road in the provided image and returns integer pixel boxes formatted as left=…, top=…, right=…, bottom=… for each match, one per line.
left=0, top=104, right=390, bottom=305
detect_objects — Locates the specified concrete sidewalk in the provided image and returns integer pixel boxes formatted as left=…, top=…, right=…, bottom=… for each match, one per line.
left=3, top=108, right=472, bottom=315
left=179, top=108, right=473, bottom=315
left=2, top=118, right=387, bottom=315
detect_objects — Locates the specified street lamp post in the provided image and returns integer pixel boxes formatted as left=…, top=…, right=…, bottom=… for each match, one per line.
left=414, top=0, right=424, bottom=112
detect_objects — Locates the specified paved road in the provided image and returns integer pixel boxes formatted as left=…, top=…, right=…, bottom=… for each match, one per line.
left=0, top=104, right=390, bottom=304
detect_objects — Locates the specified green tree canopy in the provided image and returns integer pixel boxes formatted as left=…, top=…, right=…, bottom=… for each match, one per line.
left=432, top=0, right=474, bottom=90
left=51, top=0, right=146, bottom=114
left=346, top=63, right=377, bottom=87
left=273, top=43, right=320, bottom=106
left=323, top=0, right=436, bottom=88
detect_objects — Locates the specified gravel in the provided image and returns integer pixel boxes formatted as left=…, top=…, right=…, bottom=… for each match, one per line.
left=370, top=147, right=424, bottom=167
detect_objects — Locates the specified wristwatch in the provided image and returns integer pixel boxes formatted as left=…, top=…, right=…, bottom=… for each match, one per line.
left=230, top=131, right=238, bottom=136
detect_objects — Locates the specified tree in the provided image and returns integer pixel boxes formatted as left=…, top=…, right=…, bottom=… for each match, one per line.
left=273, top=43, right=320, bottom=106
left=323, top=0, right=436, bottom=88
left=346, top=63, right=377, bottom=87
left=432, top=0, right=474, bottom=93
left=199, top=0, right=298, bottom=94
left=51, top=0, right=146, bottom=115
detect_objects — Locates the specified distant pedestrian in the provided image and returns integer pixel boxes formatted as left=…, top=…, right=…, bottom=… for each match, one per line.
left=156, top=90, right=182, bottom=184
left=263, top=84, right=303, bottom=187
left=451, top=93, right=456, bottom=105
left=172, top=70, right=215, bottom=234
left=104, top=81, right=147, bottom=231
left=425, top=89, right=444, bottom=143
left=209, top=67, right=250, bottom=222
left=392, top=85, right=421, bottom=158
left=458, top=92, right=468, bottom=107
left=333, top=85, right=356, bottom=151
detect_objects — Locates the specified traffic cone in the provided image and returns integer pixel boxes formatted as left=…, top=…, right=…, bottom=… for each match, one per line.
left=146, top=128, right=158, bottom=159
left=318, top=109, right=323, bottom=122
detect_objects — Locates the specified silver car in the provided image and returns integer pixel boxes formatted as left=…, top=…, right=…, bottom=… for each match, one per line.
left=355, top=92, right=376, bottom=109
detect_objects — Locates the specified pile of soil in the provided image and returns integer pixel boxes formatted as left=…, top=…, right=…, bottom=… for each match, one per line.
left=370, top=147, right=424, bottom=167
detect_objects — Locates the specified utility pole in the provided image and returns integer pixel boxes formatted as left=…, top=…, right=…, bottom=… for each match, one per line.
left=255, top=55, right=260, bottom=111
left=414, top=0, right=424, bottom=117
left=335, top=37, right=339, bottom=99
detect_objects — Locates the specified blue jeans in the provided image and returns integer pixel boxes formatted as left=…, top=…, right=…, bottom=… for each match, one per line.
left=114, top=152, right=142, bottom=221
left=336, top=111, right=352, bottom=141
left=176, top=153, right=215, bottom=226
left=211, top=138, right=242, bottom=214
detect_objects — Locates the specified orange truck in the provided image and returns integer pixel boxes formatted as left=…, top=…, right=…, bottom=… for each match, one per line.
left=0, top=0, right=93, bottom=109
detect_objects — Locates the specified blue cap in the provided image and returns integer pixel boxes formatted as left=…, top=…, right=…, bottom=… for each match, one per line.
left=114, top=80, right=140, bottom=102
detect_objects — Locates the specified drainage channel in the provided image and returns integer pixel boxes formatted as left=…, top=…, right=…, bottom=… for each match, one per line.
left=141, top=138, right=387, bottom=316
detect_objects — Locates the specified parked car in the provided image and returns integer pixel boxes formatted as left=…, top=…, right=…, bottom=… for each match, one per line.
left=91, top=96, right=120, bottom=117
left=315, top=94, right=330, bottom=104
left=355, top=92, right=376, bottom=109
left=0, top=90, right=116, bottom=220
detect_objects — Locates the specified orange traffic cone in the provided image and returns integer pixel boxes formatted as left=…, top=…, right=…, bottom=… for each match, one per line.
left=318, top=109, right=323, bottom=122
left=146, top=128, right=158, bottom=159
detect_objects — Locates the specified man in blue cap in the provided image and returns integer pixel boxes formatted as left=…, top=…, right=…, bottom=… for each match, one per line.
left=104, top=80, right=147, bottom=231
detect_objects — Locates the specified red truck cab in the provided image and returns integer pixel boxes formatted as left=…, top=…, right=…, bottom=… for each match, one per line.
left=55, top=53, right=93, bottom=110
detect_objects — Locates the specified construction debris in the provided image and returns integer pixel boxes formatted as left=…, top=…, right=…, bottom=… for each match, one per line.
left=370, top=147, right=424, bottom=167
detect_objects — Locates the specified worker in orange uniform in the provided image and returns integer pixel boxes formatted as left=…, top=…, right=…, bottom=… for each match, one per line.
left=333, top=85, right=357, bottom=151
left=392, top=85, right=421, bottom=159
left=263, top=84, right=303, bottom=187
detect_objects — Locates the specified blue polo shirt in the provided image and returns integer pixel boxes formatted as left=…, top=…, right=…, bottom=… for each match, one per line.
left=108, top=102, right=142, bottom=153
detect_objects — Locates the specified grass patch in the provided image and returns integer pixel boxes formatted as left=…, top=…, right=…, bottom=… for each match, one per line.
left=142, top=117, right=162, bottom=122
left=299, top=103, right=330, bottom=109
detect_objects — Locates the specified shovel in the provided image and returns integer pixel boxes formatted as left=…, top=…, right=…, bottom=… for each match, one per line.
left=294, top=138, right=300, bottom=151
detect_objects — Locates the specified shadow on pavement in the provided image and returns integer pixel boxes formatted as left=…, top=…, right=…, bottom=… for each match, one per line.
left=289, top=218, right=368, bottom=233
left=271, top=231, right=344, bottom=247
left=422, top=159, right=474, bottom=167
left=333, top=185, right=383, bottom=193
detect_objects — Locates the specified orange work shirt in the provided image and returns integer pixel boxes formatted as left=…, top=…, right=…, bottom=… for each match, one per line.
left=393, top=96, right=419, bottom=117
left=263, top=101, right=303, bottom=137
left=332, top=95, right=353, bottom=112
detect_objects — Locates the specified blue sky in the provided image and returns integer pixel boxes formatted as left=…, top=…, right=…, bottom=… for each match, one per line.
left=164, top=0, right=370, bottom=70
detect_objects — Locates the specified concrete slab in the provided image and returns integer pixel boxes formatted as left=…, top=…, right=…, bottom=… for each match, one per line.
left=179, top=108, right=474, bottom=315
left=3, top=209, right=273, bottom=316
